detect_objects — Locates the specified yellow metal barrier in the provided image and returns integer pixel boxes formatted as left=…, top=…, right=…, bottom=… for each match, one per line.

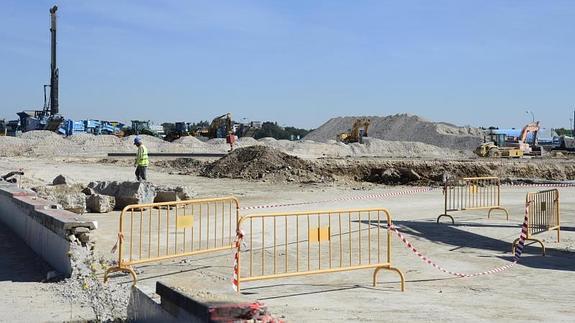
left=437, top=176, right=509, bottom=224
left=104, top=196, right=239, bottom=285
left=235, top=208, right=405, bottom=292
left=513, top=189, right=560, bottom=256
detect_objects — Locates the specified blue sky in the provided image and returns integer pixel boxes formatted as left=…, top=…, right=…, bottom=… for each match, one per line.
left=0, top=1, right=574, bottom=129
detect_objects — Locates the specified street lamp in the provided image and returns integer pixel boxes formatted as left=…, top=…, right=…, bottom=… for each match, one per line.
left=525, top=110, right=534, bottom=122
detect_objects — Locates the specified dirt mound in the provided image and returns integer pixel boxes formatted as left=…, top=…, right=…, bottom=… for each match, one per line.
left=201, top=146, right=332, bottom=183
left=304, top=114, right=483, bottom=150
left=317, top=158, right=575, bottom=186
left=154, top=158, right=206, bottom=175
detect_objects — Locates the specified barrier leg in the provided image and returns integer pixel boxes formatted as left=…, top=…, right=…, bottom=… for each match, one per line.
left=373, top=265, right=405, bottom=292
left=436, top=214, right=454, bottom=224
left=488, top=207, right=509, bottom=220
left=104, top=266, right=138, bottom=286
left=512, top=238, right=545, bottom=257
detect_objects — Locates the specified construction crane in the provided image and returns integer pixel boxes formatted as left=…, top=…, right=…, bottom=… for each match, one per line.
left=16, top=6, right=64, bottom=133
left=337, top=118, right=371, bottom=144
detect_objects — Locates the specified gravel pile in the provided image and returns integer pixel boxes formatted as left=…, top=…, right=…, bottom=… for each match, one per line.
left=304, top=114, right=484, bottom=150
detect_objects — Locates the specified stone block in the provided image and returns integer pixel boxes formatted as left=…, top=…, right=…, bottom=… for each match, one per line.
left=154, top=185, right=196, bottom=203
left=86, top=194, right=115, bottom=213
left=88, top=181, right=156, bottom=209
left=58, top=193, right=86, bottom=214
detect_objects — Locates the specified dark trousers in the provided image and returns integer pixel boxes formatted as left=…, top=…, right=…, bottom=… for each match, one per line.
left=135, top=166, right=147, bottom=181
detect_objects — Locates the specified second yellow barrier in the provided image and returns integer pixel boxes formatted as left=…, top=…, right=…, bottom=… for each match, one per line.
left=235, top=208, right=405, bottom=292
left=438, top=176, right=509, bottom=224
left=512, top=189, right=560, bottom=256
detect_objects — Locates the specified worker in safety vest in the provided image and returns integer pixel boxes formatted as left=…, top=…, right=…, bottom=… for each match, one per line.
left=133, top=137, right=149, bottom=181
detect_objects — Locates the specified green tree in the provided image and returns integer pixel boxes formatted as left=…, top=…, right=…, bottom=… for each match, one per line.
left=253, top=122, right=312, bottom=140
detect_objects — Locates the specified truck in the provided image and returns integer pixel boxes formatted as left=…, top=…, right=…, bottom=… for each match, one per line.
left=163, top=122, right=190, bottom=142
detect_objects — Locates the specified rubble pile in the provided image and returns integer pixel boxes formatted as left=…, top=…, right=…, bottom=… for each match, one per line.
left=33, top=176, right=195, bottom=213
left=52, top=232, right=130, bottom=321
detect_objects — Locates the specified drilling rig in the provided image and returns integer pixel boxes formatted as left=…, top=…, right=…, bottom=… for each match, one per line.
left=17, top=5, right=64, bottom=132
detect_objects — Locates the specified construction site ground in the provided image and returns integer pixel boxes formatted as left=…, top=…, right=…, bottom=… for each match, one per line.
left=1, top=156, right=574, bottom=321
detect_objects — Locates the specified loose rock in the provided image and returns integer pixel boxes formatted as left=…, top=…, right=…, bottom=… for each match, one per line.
left=86, top=194, right=115, bottom=213
left=52, top=174, right=74, bottom=185
left=154, top=185, right=196, bottom=202
left=87, top=181, right=156, bottom=209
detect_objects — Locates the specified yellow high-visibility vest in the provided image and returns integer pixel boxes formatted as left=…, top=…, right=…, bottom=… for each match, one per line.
left=136, top=145, right=149, bottom=166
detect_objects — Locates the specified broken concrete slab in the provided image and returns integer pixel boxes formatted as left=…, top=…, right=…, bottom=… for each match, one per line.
left=88, top=181, right=156, bottom=209
left=58, top=193, right=87, bottom=214
left=32, top=184, right=88, bottom=214
left=86, top=194, right=115, bottom=213
left=153, top=185, right=196, bottom=203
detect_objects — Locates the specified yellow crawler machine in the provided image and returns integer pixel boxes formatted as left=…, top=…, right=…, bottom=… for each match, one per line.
left=474, top=143, right=523, bottom=158
left=475, top=121, right=541, bottom=158
left=195, top=113, right=233, bottom=139
left=337, top=118, right=371, bottom=144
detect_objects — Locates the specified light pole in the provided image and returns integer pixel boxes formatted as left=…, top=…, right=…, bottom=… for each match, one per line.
left=525, top=110, right=534, bottom=123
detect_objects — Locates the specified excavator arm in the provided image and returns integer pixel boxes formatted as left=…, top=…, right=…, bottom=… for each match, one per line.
left=518, top=121, right=540, bottom=144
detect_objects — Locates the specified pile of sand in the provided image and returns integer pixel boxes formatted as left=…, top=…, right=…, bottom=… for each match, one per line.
left=304, top=114, right=484, bottom=150
left=201, top=146, right=333, bottom=183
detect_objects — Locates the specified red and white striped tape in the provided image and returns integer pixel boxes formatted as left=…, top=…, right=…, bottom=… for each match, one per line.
left=238, top=182, right=573, bottom=212
left=232, top=201, right=532, bottom=290
left=232, top=229, right=244, bottom=292
left=239, top=187, right=435, bottom=211
left=504, top=183, right=575, bottom=188
left=389, top=203, right=530, bottom=277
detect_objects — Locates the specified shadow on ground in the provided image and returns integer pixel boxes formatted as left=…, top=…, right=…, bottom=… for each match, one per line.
left=391, top=219, right=575, bottom=272
left=0, top=222, right=52, bottom=282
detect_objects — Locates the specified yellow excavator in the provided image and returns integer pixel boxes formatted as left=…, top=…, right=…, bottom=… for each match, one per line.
left=195, top=113, right=234, bottom=138
left=337, top=118, right=371, bottom=144
left=475, top=121, right=540, bottom=158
